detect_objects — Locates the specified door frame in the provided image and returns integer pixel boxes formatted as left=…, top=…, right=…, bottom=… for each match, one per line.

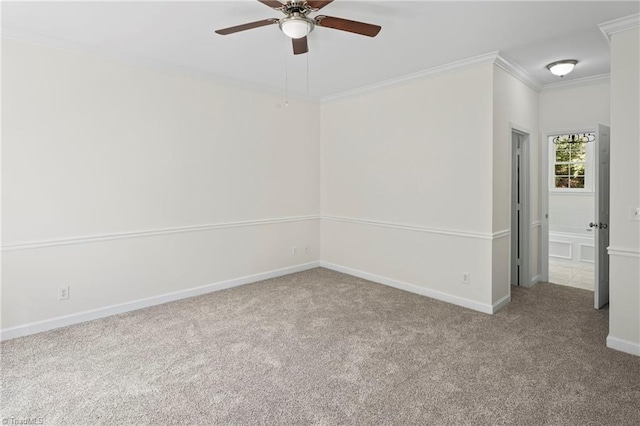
left=540, top=127, right=596, bottom=284
left=510, top=125, right=532, bottom=287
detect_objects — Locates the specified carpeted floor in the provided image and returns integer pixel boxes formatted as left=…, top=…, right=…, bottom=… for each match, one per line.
left=2, top=268, right=639, bottom=425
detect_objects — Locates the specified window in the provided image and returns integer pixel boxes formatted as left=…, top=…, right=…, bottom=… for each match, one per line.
left=554, top=141, right=586, bottom=188
left=550, top=133, right=594, bottom=192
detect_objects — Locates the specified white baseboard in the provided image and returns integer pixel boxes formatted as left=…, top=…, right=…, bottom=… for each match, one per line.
left=0, top=261, right=321, bottom=341
left=320, top=261, right=504, bottom=314
left=607, top=335, right=640, bottom=356
left=492, top=294, right=511, bottom=313
left=531, top=275, right=541, bottom=286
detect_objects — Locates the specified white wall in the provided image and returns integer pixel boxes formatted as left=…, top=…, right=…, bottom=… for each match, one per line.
left=548, top=193, right=595, bottom=264
left=1, top=39, right=321, bottom=331
left=321, top=64, right=499, bottom=310
left=540, top=81, right=611, bottom=132
left=549, top=194, right=594, bottom=234
left=607, top=26, right=640, bottom=355
left=492, top=66, right=540, bottom=293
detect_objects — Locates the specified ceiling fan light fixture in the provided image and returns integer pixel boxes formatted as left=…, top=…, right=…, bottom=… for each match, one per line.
left=280, top=16, right=313, bottom=39
left=546, top=59, right=578, bottom=77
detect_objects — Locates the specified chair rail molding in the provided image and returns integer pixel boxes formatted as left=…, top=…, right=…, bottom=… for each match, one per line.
left=321, top=215, right=508, bottom=241
left=2, top=215, right=321, bottom=252
left=607, top=247, right=640, bottom=258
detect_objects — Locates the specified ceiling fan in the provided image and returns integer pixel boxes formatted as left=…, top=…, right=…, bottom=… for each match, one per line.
left=215, top=0, right=381, bottom=55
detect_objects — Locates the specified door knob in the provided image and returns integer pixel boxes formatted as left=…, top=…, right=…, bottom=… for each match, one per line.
left=600, top=223, right=608, bottom=229
left=589, top=222, right=598, bottom=228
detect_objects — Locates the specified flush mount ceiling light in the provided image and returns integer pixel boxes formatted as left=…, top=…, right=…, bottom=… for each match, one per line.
left=279, top=14, right=314, bottom=39
left=546, top=60, right=578, bottom=77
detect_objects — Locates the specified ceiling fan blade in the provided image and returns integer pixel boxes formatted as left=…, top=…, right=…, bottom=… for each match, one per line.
left=306, top=1, right=334, bottom=10
left=292, top=36, right=309, bottom=55
left=257, top=0, right=285, bottom=9
left=215, top=19, right=279, bottom=35
left=315, top=15, right=381, bottom=37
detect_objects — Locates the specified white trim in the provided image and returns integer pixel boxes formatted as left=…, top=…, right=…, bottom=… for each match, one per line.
left=607, top=335, right=640, bottom=356
left=0, top=261, right=321, bottom=341
left=322, top=51, right=542, bottom=102
left=531, top=221, right=542, bottom=228
left=492, top=294, right=511, bottom=314
left=550, top=230, right=595, bottom=239
left=530, top=275, right=541, bottom=286
left=320, top=261, right=503, bottom=314
left=1, top=215, right=321, bottom=252
left=541, top=131, right=550, bottom=283
left=549, top=240, right=573, bottom=260
left=493, top=229, right=511, bottom=240
left=321, top=51, right=500, bottom=102
left=579, top=243, right=595, bottom=264
left=542, top=73, right=610, bottom=91
left=548, top=191, right=595, bottom=196
left=494, top=54, right=543, bottom=92
left=321, top=215, right=507, bottom=241
left=510, top=127, right=533, bottom=287
left=599, top=13, right=640, bottom=41
left=548, top=133, right=595, bottom=193
left=607, top=247, right=640, bottom=258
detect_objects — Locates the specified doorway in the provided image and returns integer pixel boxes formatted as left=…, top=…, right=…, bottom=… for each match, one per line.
left=511, top=129, right=530, bottom=287
left=540, top=126, right=610, bottom=308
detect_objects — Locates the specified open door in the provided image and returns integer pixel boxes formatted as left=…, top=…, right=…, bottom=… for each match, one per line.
left=594, top=124, right=610, bottom=308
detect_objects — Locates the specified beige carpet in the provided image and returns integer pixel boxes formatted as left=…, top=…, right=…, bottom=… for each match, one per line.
left=2, top=268, right=639, bottom=425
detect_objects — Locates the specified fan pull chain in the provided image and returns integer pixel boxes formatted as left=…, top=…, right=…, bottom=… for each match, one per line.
left=284, top=36, right=289, bottom=107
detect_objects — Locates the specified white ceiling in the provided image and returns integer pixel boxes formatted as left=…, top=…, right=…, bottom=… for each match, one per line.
left=2, top=1, right=638, bottom=99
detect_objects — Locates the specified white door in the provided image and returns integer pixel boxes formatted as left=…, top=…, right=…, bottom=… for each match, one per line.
left=594, top=124, right=610, bottom=309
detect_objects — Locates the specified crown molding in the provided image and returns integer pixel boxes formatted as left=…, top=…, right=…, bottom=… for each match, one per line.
left=599, top=13, right=640, bottom=42
left=322, top=51, right=542, bottom=102
left=493, top=54, right=543, bottom=92
left=542, top=73, right=610, bottom=91
left=321, top=51, right=501, bottom=102
left=1, top=27, right=320, bottom=104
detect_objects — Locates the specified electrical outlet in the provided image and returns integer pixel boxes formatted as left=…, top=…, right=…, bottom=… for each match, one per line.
left=58, top=286, right=70, bottom=301
left=462, top=272, right=470, bottom=285
left=291, top=246, right=297, bottom=255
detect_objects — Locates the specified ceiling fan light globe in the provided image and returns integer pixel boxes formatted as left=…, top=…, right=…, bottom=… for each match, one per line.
left=280, top=18, right=311, bottom=39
